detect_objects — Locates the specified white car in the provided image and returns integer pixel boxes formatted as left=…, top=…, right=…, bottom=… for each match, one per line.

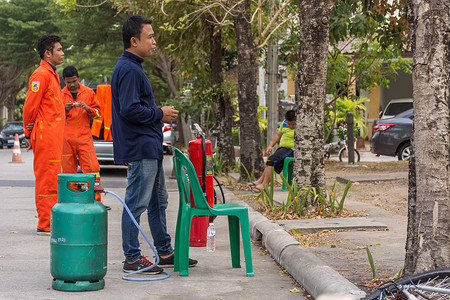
left=162, top=123, right=175, bottom=155
left=379, top=98, right=413, bottom=119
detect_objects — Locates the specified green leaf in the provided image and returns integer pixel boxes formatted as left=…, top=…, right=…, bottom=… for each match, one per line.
left=366, top=246, right=376, bottom=279
left=291, top=229, right=303, bottom=235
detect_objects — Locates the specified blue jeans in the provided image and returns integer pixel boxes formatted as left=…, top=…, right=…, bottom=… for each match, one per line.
left=122, top=159, right=173, bottom=261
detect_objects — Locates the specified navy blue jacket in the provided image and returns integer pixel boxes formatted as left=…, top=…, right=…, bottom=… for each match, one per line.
left=111, top=51, right=164, bottom=163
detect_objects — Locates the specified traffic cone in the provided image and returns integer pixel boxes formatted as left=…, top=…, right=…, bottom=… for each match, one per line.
left=9, top=134, right=23, bottom=163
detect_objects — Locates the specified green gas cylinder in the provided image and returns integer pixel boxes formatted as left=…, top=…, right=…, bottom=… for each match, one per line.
left=51, top=174, right=107, bottom=291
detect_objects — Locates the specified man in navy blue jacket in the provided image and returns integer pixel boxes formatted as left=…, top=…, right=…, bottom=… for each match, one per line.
left=111, top=16, right=197, bottom=275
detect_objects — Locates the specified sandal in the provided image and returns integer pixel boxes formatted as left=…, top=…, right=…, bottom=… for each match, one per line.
left=250, top=186, right=261, bottom=193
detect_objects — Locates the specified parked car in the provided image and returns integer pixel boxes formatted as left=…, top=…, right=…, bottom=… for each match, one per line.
left=92, top=122, right=175, bottom=165
left=0, top=121, right=26, bottom=148
left=371, top=109, right=413, bottom=160
left=93, top=139, right=114, bottom=164
left=163, top=123, right=175, bottom=155
left=379, top=98, right=413, bottom=119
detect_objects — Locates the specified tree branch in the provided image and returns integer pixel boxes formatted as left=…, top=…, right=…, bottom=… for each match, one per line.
left=256, top=14, right=296, bottom=49
left=255, top=0, right=290, bottom=46
left=75, top=0, right=108, bottom=8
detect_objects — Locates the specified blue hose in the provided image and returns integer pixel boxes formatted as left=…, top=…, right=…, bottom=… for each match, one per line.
left=106, top=190, right=170, bottom=281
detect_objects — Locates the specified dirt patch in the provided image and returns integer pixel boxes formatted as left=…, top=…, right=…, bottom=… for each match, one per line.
left=324, top=160, right=409, bottom=174
left=224, top=159, right=409, bottom=294
left=325, top=160, right=409, bottom=217
left=342, top=179, right=408, bottom=217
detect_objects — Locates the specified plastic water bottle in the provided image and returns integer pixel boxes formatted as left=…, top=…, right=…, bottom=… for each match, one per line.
left=206, top=223, right=215, bottom=252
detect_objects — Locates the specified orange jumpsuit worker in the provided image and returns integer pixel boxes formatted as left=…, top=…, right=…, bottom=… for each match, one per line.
left=61, top=66, right=108, bottom=208
left=23, top=35, right=65, bottom=235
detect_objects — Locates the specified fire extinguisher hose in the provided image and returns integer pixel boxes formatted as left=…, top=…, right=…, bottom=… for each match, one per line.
left=201, top=134, right=206, bottom=194
left=194, top=123, right=207, bottom=195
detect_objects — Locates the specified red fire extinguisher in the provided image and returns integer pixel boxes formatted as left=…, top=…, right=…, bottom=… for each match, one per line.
left=188, top=124, right=214, bottom=247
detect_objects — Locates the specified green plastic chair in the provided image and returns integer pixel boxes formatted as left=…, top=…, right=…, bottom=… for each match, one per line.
left=172, top=147, right=254, bottom=277
left=281, top=156, right=294, bottom=191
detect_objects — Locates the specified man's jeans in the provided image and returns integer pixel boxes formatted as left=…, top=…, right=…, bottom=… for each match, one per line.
left=122, top=159, right=173, bottom=261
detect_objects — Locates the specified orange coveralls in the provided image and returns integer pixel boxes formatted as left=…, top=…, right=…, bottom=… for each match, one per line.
left=23, top=60, right=65, bottom=232
left=91, top=85, right=112, bottom=140
left=61, top=84, right=102, bottom=202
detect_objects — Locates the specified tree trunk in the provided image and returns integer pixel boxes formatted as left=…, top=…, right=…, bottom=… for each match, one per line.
left=294, top=0, right=332, bottom=194
left=3, top=82, right=25, bottom=121
left=404, top=0, right=450, bottom=275
left=0, top=65, right=27, bottom=109
left=232, top=0, right=264, bottom=180
left=404, top=142, right=417, bottom=272
left=209, top=21, right=235, bottom=170
left=156, top=54, right=194, bottom=146
left=157, top=53, right=179, bottom=98
left=7, top=102, right=15, bottom=121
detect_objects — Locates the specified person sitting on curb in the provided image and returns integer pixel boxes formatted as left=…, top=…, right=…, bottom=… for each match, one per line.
left=249, top=110, right=296, bottom=192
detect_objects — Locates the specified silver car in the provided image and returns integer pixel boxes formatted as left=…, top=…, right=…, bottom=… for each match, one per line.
left=371, top=109, right=413, bottom=160
left=93, top=122, right=175, bottom=165
left=93, top=139, right=114, bottom=164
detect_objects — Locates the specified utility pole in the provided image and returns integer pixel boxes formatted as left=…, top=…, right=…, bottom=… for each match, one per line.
left=346, top=112, right=355, bottom=165
left=266, top=39, right=278, bottom=149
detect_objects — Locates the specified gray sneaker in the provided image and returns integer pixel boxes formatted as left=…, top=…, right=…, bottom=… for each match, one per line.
left=123, top=256, right=164, bottom=275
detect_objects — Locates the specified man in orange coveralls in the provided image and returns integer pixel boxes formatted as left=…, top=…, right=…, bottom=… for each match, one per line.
left=23, top=35, right=65, bottom=235
left=61, top=66, right=109, bottom=209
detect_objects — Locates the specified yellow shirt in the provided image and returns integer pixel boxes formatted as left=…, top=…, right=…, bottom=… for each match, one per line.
left=278, top=120, right=295, bottom=149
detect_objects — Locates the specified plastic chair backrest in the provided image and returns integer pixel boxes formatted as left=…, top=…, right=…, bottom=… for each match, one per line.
left=172, top=154, right=189, bottom=208
left=173, top=148, right=212, bottom=211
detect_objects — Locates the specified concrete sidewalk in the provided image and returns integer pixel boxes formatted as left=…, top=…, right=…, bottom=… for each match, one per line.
left=0, top=149, right=306, bottom=300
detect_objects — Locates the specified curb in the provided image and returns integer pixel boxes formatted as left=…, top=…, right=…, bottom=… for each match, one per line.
left=223, top=189, right=367, bottom=299
left=336, top=172, right=407, bottom=184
